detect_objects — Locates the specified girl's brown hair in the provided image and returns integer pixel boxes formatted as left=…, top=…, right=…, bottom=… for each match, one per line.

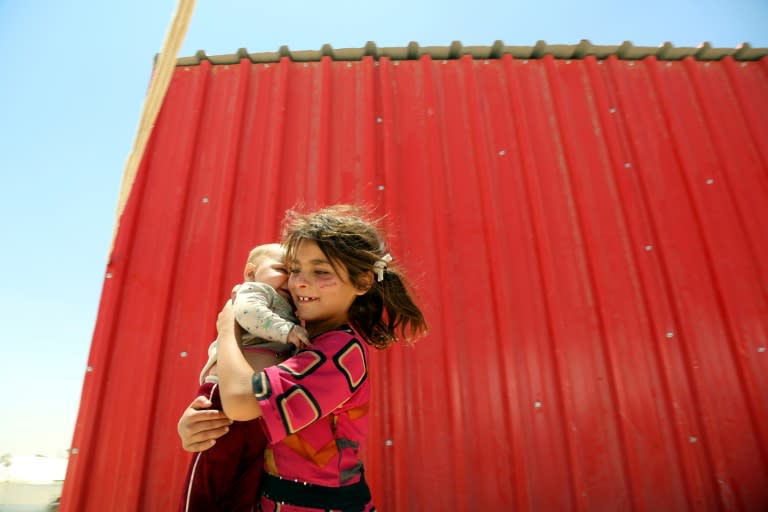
left=282, top=205, right=427, bottom=348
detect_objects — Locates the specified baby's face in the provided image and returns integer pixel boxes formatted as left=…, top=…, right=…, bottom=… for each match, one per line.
left=248, top=250, right=290, bottom=301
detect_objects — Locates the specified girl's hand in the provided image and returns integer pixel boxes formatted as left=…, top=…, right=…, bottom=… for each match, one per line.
left=214, top=298, right=265, bottom=421
left=216, top=299, right=245, bottom=343
left=177, top=396, right=233, bottom=452
left=216, top=299, right=235, bottom=337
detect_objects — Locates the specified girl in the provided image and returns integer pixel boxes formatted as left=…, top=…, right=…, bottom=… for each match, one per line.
left=186, top=205, right=427, bottom=511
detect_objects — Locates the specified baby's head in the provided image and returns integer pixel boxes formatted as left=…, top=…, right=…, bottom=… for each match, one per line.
left=244, top=243, right=290, bottom=299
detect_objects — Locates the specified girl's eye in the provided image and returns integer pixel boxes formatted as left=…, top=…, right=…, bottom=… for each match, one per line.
left=289, top=268, right=300, bottom=274
left=314, top=270, right=329, bottom=276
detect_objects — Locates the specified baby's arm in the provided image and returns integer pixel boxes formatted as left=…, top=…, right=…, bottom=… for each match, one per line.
left=233, top=282, right=308, bottom=347
left=197, top=339, right=219, bottom=384
left=286, top=324, right=309, bottom=347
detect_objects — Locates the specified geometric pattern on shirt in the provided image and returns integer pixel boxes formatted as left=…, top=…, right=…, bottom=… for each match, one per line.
left=332, top=339, right=367, bottom=392
left=276, top=350, right=326, bottom=380
left=282, top=431, right=338, bottom=468
left=252, top=371, right=272, bottom=400
left=264, top=447, right=278, bottom=477
left=340, top=460, right=364, bottom=484
left=281, top=401, right=371, bottom=468
left=277, top=385, right=321, bottom=435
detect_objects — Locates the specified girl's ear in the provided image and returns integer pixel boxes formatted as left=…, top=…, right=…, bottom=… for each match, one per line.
left=244, top=262, right=256, bottom=281
left=356, top=271, right=374, bottom=295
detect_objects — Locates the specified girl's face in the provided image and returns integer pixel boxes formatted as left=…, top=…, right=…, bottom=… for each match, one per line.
left=288, top=240, right=365, bottom=335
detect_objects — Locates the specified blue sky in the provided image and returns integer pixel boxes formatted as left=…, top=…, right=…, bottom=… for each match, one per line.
left=0, top=0, right=765, bottom=458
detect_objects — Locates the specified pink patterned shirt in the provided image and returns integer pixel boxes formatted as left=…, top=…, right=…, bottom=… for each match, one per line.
left=253, top=327, right=375, bottom=511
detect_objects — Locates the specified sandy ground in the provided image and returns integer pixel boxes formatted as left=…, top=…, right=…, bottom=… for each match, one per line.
left=0, top=482, right=61, bottom=511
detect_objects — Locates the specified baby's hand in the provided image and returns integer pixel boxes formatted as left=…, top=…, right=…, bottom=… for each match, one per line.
left=287, top=325, right=310, bottom=349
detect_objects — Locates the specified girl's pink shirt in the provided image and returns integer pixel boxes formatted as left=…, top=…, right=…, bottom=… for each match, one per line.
left=255, top=327, right=371, bottom=488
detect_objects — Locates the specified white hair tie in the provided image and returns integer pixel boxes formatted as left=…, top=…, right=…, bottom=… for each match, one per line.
left=373, top=253, right=393, bottom=282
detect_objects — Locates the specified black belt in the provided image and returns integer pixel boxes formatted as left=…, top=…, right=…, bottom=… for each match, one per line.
left=261, top=472, right=371, bottom=511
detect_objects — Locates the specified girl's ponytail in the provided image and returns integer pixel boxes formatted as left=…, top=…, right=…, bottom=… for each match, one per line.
left=350, top=261, right=428, bottom=348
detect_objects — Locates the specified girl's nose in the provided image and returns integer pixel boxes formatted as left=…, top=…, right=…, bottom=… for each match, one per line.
left=290, top=272, right=309, bottom=287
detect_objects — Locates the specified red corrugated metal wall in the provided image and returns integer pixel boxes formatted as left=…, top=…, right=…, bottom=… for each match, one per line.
left=61, top=54, right=768, bottom=511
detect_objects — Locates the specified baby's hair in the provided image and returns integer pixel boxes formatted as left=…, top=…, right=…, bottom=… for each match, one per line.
left=247, top=243, right=283, bottom=265
left=282, top=205, right=428, bottom=348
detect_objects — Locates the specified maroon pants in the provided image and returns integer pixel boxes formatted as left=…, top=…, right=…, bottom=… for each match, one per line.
left=179, top=381, right=267, bottom=512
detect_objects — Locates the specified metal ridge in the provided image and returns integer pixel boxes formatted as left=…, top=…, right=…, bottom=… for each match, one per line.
left=175, top=40, right=767, bottom=66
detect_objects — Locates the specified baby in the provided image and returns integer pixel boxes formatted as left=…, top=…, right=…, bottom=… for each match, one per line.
left=198, top=243, right=308, bottom=384
left=180, top=243, right=307, bottom=512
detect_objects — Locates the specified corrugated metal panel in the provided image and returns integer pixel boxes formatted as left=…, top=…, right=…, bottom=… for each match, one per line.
left=61, top=52, right=768, bottom=511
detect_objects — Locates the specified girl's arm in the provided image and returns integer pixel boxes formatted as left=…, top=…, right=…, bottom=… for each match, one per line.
left=216, top=299, right=265, bottom=421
